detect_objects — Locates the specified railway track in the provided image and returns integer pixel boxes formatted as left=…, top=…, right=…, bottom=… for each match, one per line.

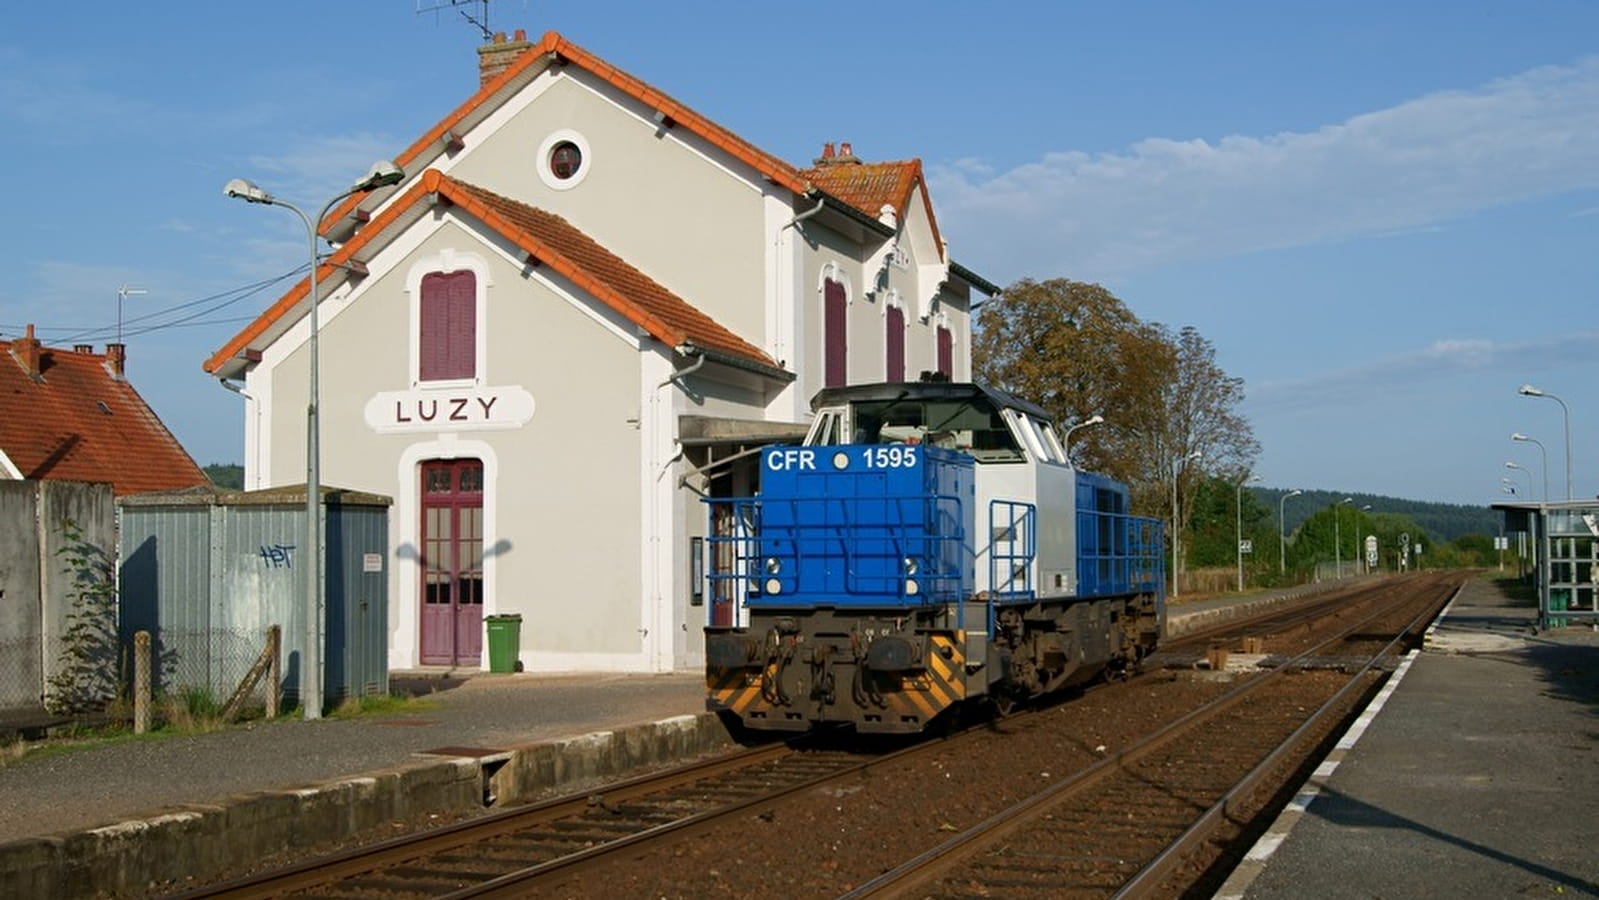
left=839, top=571, right=1463, bottom=899
left=165, top=573, right=1462, bottom=899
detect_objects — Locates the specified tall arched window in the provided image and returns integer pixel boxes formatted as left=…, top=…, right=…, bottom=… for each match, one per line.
left=824, top=276, right=847, bottom=388
left=420, top=270, right=477, bottom=382
left=936, top=322, right=953, bottom=379
left=885, top=301, right=905, bottom=383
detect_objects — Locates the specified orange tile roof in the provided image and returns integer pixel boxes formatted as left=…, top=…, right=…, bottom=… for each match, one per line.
left=1, top=337, right=208, bottom=495
left=205, top=170, right=782, bottom=377
left=800, top=159, right=945, bottom=260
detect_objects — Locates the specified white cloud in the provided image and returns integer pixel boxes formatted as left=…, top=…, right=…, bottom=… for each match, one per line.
left=930, top=57, right=1599, bottom=280
left=1249, top=331, right=1599, bottom=413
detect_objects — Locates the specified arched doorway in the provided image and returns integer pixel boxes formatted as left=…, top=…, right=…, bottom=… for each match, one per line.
left=419, top=459, right=485, bottom=666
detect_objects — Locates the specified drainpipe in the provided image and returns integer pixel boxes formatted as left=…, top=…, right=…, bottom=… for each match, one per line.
left=784, top=194, right=825, bottom=233
left=218, top=378, right=262, bottom=489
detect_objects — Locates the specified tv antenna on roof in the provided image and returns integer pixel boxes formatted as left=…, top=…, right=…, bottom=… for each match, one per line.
left=417, top=0, right=494, bottom=42
left=116, top=284, right=147, bottom=347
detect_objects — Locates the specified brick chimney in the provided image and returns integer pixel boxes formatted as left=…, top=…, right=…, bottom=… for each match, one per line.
left=813, top=141, right=860, bottom=167
left=11, top=324, right=42, bottom=378
left=105, top=343, right=126, bottom=379
left=478, top=29, right=533, bottom=87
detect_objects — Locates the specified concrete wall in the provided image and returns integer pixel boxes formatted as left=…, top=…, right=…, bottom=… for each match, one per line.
left=0, top=481, right=115, bottom=715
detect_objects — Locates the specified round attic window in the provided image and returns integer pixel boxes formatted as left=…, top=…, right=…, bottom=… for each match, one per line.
left=537, top=130, right=591, bottom=190
left=549, top=141, right=582, bottom=179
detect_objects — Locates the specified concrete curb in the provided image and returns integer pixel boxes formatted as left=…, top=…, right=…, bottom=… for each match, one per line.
left=1164, top=581, right=1344, bottom=639
left=0, top=712, right=731, bottom=898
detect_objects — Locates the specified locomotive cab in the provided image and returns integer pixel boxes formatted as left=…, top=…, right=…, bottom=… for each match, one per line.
left=705, top=383, right=1164, bottom=735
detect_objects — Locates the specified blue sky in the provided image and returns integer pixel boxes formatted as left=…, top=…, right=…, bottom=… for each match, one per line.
left=2, top=1, right=1595, bottom=506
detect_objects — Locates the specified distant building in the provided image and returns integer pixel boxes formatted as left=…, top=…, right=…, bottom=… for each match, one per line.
left=1, top=325, right=208, bottom=494
left=205, top=30, right=999, bottom=674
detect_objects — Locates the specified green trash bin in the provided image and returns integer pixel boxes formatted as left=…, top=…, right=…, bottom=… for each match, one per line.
left=485, top=614, right=523, bottom=673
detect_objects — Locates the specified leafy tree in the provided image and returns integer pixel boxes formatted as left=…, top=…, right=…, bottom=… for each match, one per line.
left=973, top=278, right=1258, bottom=525
left=203, top=463, right=244, bottom=490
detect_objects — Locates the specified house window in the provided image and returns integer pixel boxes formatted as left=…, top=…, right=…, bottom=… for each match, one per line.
left=885, top=303, right=905, bottom=383
left=420, top=270, right=476, bottom=382
left=936, top=323, right=953, bottom=379
left=537, top=129, right=592, bottom=191
left=824, top=277, right=847, bottom=388
left=549, top=141, right=582, bottom=180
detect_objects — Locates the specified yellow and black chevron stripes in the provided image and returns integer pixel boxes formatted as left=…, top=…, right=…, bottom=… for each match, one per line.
left=706, top=659, right=776, bottom=718
left=708, top=631, right=969, bottom=731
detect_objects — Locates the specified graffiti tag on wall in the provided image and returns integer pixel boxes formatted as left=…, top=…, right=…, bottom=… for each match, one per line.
left=259, top=544, right=295, bottom=568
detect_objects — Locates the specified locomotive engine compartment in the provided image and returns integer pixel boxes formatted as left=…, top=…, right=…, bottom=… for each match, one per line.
left=704, top=382, right=1165, bottom=735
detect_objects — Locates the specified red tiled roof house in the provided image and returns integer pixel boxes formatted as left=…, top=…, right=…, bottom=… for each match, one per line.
left=2, top=326, right=207, bottom=495
left=206, top=31, right=997, bottom=674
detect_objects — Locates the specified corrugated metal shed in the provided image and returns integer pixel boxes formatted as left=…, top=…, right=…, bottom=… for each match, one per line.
left=118, top=484, right=390, bottom=711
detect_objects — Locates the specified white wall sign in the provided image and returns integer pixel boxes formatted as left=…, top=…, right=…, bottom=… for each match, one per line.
left=364, top=385, right=535, bottom=433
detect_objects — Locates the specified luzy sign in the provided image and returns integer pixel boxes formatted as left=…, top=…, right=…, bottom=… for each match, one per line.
left=364, top=385, right=535, bottom=433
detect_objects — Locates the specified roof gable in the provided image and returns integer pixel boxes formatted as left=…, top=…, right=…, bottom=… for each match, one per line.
left=0, top=337, right=208, bottom=495
left=206, top=170, right=784, bottom=379
left=323, top=30, right=813, bottom=236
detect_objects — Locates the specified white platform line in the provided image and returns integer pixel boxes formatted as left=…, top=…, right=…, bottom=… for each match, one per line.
left=1212, top=646, right=1423, bottom=899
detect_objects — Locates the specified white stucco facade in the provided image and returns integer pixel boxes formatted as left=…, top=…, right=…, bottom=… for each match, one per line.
left=212, top=32, right=994, bottom=674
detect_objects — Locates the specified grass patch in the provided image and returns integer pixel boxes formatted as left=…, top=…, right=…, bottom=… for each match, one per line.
left=0, top=686, right=442, bottom=771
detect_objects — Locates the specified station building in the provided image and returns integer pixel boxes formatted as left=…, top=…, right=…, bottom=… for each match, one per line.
left=205, top=31, right=999, bottom=675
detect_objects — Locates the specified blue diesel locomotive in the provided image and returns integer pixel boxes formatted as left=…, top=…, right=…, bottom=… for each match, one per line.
left=704, top=382, right=1165, bottom=734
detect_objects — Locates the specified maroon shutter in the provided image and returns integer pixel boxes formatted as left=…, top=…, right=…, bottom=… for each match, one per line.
left=937, top=324, right=953, bottom=378
left=420, top=271, right=476, bottom=381
left=885, top=305, right=905, bottom=383
left=824, top=278, right=846, bottom=388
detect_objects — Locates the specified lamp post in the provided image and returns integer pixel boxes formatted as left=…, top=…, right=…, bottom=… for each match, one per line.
left=224, top=160, right=404, bottom=719
left=1503, top=461, right=1531, bottom=499
left=1279, top=489, right=1302, bottom=574
left=1518, top=384, right=1571, bottom=500
left=1334, top=496, right=1353, bottom=580
left=1062, top=414, right=1103, bottom=463
left=1235, top=473, right=1260, bottom=591
left=1510, top=433, right=1549, bottom=503
left=1171, top=450, right=1202, bottom=598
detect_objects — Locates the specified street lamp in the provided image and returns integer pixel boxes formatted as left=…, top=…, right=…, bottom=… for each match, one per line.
left=1519, top=384, right=1571, bottom=500
left=1503, top=462, right=1531, bottom=498
left=1509, top=433, right=1549, bottom=503
left=1235, top=473, right=1260, bottom=592
left=224, top=160, right=404, bottom=719
left=1334, top=496, right=1353, bottom=580
left=1062, top=414, right=1104, bottom=462
left=1171, top=450, right=1202, bottom=598
left=1279, top=489, right=1302, bottom=574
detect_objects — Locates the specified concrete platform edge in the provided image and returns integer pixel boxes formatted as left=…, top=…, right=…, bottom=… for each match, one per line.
left=0, top=711, right=732, bottom=898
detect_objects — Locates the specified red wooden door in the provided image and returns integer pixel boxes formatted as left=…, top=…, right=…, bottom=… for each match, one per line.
left=419, top=460, right=485, bottom=666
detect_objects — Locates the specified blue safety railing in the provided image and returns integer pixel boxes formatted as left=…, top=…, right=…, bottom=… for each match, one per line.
left=704, top=491, right=969, bottom=611
left=1077, top=508, right=1165, bottom=597
left=987, top=500, right=1037, bottom=602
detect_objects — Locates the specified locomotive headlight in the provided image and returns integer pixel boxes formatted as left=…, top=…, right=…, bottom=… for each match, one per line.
left=764, top=577, right=783, bottom=595
left=905, top=579, right=920, bottom=596
left=903, top=557, right=920, bottom=576
left=832, top=451, right=850, bottom=470
left=764, top=557, right=782, bottom=575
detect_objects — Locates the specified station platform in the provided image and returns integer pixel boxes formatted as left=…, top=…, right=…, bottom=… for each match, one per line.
left=1221, top=575, right=1599, bottom=898
left=5, top=575, right=1592, bottom=897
